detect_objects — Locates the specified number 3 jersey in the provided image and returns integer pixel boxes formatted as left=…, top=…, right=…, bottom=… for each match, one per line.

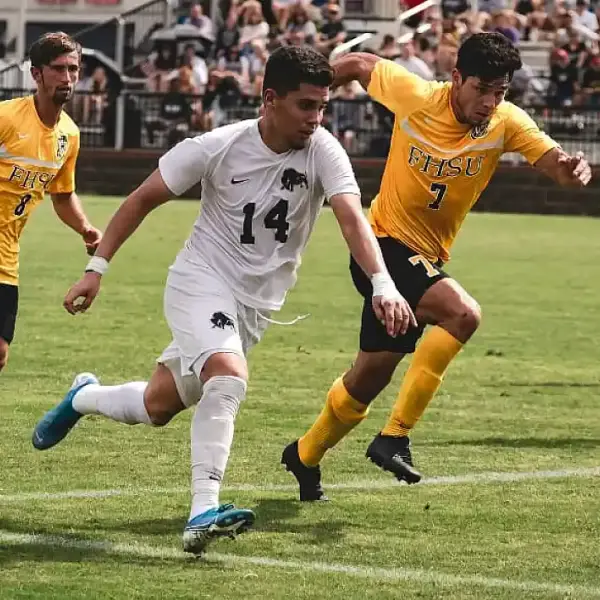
left=0, top=96, right=80, bottom=285
left=367, top=60, right=558, bottom=264
left=158, top=119, right=360, bottom=311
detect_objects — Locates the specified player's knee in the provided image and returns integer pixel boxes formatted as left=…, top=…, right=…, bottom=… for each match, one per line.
left=457, top=299, right=482, bottom=337
left=144, top=401, right=174, bottom=427
left=201, top=352, right=248, bottom=383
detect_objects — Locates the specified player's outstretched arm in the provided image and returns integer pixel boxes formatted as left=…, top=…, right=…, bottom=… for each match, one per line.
left=51, top=192, right=102, bottom=256
left=329, top=193, right=417, bottom=337
left=63, top=170, right=172, bottom=315
left=534, top=148, right=592, bottom=188
left=504, top=106, right=591, bottom=188
left=331, top=52, right=381, bottom=91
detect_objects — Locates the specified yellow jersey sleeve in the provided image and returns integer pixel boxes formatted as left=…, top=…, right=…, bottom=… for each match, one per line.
left=367, top=59, right=435, bottom=117
left=503, top=103, right=558, bottom=165
left=49, top=131, right=79, bottom=195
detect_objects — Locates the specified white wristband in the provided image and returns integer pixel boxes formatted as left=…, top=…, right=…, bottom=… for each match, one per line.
left=85, top=256, right=109, bottom=276
left=371, top=272, right=397, bottom=298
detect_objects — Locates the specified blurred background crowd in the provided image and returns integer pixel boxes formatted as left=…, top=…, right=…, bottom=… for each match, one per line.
left=2, top=0, right=598, bottom=153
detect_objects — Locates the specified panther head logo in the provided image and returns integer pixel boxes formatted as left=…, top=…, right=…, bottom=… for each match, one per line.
left=470, top=122, right=489, bottom=140
left=210, top=311, right=235, bottom=330
left=281, top=168, right=308, bottom=192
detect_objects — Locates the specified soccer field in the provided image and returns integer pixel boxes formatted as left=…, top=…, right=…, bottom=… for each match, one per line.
left=1, top=197, right=600, bottom=599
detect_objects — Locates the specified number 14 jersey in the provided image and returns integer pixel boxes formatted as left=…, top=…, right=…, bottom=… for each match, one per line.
left=158, top=119, right=360, bottom=311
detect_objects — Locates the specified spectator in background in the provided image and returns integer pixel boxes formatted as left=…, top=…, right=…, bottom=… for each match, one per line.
left=271, top=0, right=297, bottom=30
left=216, top=7, right=241, bottom=56
left=315, top=4, right=346, bottom=56
left=458, top=13, right=483, bottom=41
left=82, top=66, right=109, bottom=126
left=554, top=9, right=575, bottom=45
left=145, top=43, right=178, bottom=92
left=239, top=38, right=269, bottom=96
left=523, top=9, right=554, bottom=41
left=146, top=75, right=192, bottom=147
left=239, top=1, right=270, bottom=49
left=442, top=15, right=465, bottom=43
left=419, top=10, right=444, bottom=49
left=180, top=3, right=215, bottom=41
left=573, top=0, right=598, bottom=32
left=216, top=44, right=245, bottom=83
left=287, top=30, right=308, bottom=46
left=507, top=62, right=538, bottom=105
left=395, top=37, right=435, bottom=79
left=492, top=9, right=521, bottom=44
left=580, top=54, right=600, bottom=105
left=285, top=3, right=318, bottom=45
left=549, top=47, right=579, bottom=106
left=562, top=29, right=588, bottom=69
left=416, top=35, right=438, bottom=71
left=378, top=34, right=400, bottom=59
left=331, top=80, right=364, bottom=153
left=435, top=33, right=459, bottom=78
left=181, top=43, right=209, bottom=93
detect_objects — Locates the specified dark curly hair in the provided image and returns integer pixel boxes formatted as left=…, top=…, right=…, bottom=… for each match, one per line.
left=29, top=32, right=81, bottom=69
left=456, top=32, right=522, bottom=83
left=263, top=45, right=333, bottom=96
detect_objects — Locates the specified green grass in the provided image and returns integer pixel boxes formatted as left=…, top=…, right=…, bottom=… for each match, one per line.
left=1, top=198, right=600, bottom=599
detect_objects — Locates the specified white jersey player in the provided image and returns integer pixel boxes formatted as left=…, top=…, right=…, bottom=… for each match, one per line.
left=32, top=46, right=416, bottom=555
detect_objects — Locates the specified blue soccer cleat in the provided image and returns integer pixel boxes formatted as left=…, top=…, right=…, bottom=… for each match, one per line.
left=182, top=503, right=255, bottom=555
left=32, top=372, right=98, bottom=450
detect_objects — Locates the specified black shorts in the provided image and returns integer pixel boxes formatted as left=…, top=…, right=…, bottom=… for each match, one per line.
left=350, top=237, right=449, bottom=354
left=0, top=283, right=18, bottom=344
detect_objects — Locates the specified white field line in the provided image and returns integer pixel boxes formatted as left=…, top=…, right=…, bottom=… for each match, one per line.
left=1, top=465, right=599, bottom=503
left=1, top=531, right=599, bottom=598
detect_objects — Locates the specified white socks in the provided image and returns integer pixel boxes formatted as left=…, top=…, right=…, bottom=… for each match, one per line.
left=189, top=375, right=247, bottom=520
left=72, top=382, right=153, bottom=425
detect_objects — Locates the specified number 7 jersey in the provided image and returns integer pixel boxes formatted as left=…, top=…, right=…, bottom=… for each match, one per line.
left=366, top=60, right=558, bottom=263
left=0, top=96, right=80, bottom=285
left=158, top=120, right=360, bottom=311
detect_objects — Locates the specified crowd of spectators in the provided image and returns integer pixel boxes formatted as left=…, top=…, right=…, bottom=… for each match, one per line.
left=68, top=0, right=600, bottom=148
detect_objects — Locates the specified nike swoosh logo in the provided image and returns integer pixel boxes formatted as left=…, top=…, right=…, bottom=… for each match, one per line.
left=231, top=177, right=249, bottom=185
left=18, top=133, right=29, bottom=139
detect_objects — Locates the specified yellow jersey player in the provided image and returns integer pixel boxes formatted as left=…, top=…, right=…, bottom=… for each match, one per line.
left=282, top=32, right=591, bottom=500
left=0, top=32, right=102, bottom=373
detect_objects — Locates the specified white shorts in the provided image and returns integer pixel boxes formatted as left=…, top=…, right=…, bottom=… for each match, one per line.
left=157, top=252, right=270, bottom=407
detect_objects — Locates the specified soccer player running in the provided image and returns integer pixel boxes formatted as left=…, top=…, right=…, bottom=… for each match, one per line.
left=282, top=33, right=592, bottom=501
left=0, top=32, right=102, bottom=372
left=31, top=46, right=416, bottom=554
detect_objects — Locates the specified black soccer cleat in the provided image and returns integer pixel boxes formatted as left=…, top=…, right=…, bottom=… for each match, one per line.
left=281, top=440, right=329, bottom=502
left=366, top=433, right=422, bottom=484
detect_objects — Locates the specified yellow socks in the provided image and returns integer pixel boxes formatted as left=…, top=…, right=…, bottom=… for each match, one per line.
left=298, top=376, right=369, bottom=467
left=382, top=326, right=463, bottom=437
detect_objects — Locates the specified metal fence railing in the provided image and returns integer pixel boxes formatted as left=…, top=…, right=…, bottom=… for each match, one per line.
left=2, top=88, right=600, bottom=161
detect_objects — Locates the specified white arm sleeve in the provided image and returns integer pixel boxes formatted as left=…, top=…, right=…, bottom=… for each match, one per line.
left=313, top=129, right=361, bottom=201
left=158, top=135, right=213, bottom=196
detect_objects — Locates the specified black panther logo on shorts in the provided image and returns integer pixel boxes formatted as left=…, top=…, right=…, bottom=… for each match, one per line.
left=210, top=311, right=235, bottom=330
left=281, top=168, right=308, bottom=192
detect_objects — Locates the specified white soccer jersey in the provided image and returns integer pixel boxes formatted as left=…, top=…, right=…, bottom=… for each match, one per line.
left=158, top=119, right=360, bottom=310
